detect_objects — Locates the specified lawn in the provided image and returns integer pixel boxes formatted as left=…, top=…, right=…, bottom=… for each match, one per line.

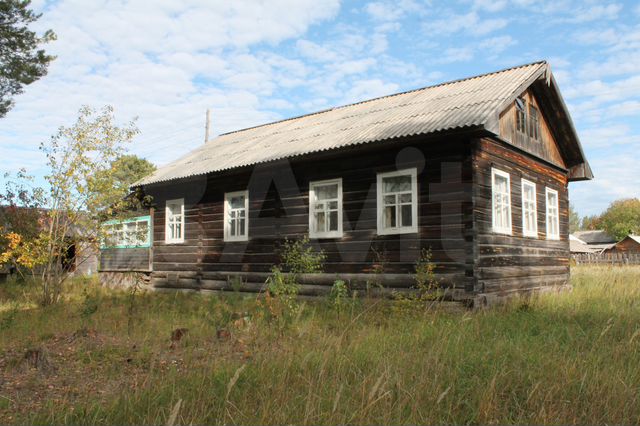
left=0, top=266, right=639, bottom=425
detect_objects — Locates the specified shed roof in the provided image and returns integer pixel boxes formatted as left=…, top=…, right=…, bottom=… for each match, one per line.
left=137, top=61, right=591, bottom=186
left=573, top=230, right=616, bottom=244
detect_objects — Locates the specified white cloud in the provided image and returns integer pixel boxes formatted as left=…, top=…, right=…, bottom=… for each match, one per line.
left=364, top=0, right=426, bottom=22
left=478, top=35, right=517, bottom=54
left=423, top=12, right=508, bottom=37
left=569, top=3, right=622, bottom=23
left=0, top=0, right=341, bottom=176
left=342, top=79, right=399, bottom=104
left=436, top=47, right=475, bottom=64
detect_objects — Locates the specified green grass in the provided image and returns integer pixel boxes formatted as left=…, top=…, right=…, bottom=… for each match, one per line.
left=1, top=266, right=639, bottom=425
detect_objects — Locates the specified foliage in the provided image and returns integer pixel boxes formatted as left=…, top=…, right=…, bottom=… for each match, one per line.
left=260, top=236, right=325, bottom=325
left=599, top=198, right=640, bottom=241
left=0, top=106, right=139, bottom=305
left=327, top=279, right=349, bottom=311
left=393, top=248, right=442, bottom=312
left=569, top=204, right=581, bottom=233
left=0, top=0, right=56, bottom=118
left=2, top=267, right=640, bottom=425
left=92, top=154, right=156, bottom=213
left=279, top=235, right=326, bottom=275
left=263, top=266, right=301, bottom=324
left=581, top=214, right=602, bottom=231
left=0, top=170, right=47, bottom=276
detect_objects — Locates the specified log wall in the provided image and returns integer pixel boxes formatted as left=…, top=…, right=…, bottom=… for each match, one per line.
left=472, top=137, right=570, bottom=295
left=145, top=136, right=476, bottom=294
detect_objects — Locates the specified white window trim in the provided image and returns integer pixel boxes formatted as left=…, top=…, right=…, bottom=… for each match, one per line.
left=545, top=187, right=560, bottom=240
left=165, top=198, right=184, bottom=244
left=491, top=168, right=512, bottom=235
left=224, top=190, right=249, bottom=242
left=521, top=179, right=538, bottom=238
left=376, top=168, right=419, bottom=236
left=309, top=178, right=343, bottom=239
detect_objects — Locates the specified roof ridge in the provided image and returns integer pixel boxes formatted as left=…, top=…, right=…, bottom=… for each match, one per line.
left=216, top=60, right=547, bottom=138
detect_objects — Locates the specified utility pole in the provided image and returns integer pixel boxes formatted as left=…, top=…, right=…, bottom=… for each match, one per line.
left=204, top=109, right=211, bottom=143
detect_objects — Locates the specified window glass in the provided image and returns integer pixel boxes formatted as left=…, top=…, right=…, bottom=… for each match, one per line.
left=492, top=169, right=511, bottom=234
left=522, top=180, right=537, bottom=237
left=310, top=180, right=342, bottom=238
left=377, top=169, right=417, bottom=235
left=225, top=191, right=248, bottom=241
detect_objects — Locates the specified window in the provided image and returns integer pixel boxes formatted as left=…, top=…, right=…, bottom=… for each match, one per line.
left=516, top=97, right=527, bottom=134
left=528, top=105, right=540, bottom=140
left=491, top=168, right=512, bottom=234
left=515, top=97, right=540, bottom=141
left=224, top=190, right=249, bottom=242
left=309, top=178, right=343, bottom=238
left=165, top=198, right=184, bottom=244
left=521, top=179, right=538, bottom=237
left=101, top=216, right=151, bottom=248
left=546, top=188, right=560, bottom=240
left=377, top=168, right=418, bottom=235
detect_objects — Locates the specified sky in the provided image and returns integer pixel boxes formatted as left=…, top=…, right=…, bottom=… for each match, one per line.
left=1, top=0, right=639, bottom=216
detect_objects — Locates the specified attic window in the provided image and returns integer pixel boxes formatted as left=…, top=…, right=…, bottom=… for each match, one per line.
left=528, top=105, right=540, bottom=140
left=515, top=97, right=540, bottom=141
left=516, top=98, right=527, bottom=134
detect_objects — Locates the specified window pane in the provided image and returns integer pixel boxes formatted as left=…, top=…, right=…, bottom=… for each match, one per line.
left=138, top=221, right=149, bottom=245
left=401, top=204, right=412, bottom=227
left=384, top=205, right=396, bottom=228
left=230, top=195, right=245, bottom=209
left=384, top=194, right=396, bottom=205
left=316, top=211, right=326, bottom=232
left=399, top=193, right=412, bottom=203
left=168, top=203, right=180, bottom=216
left=229, top=219, right=236, bottom=236
left=315, top=202, right=324, bottom=211
left=383, top=175, right=411, bottom=193
left=239, top=218, right=245, bottom=236
left=315, top=184, right=338, bottom=200
left=329, top=211, right=338, bottom=232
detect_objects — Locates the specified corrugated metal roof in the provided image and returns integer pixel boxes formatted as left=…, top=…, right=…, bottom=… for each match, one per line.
left=138, top=61, right=549, bottom=186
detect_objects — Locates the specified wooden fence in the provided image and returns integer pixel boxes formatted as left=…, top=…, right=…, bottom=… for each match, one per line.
left=573, top=252, right=640, bottom=265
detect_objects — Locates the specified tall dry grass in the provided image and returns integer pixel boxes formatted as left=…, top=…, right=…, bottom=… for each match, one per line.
left=0, top=266, right=639, bottom=425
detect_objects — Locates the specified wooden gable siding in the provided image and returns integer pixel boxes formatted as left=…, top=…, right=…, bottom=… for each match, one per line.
left=472, top=138, right=569, bottom=295
left=499, top=89, right=566, bottom=169
left=147, top=136, right=475, bottom=292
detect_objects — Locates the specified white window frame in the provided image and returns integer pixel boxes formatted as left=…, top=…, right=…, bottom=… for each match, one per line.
left=309, top=178, right=343, bottom=239
left=224, top=190, right=249, bottom=242
left=545, top=187, right=560, bottom=240
left=376, top=168, right=418, bottom=236
left=491, top=168, right=512, bottom=235
left=521, top=179, right=538, bottom=238
left=165, top=198, right=184, bottom=244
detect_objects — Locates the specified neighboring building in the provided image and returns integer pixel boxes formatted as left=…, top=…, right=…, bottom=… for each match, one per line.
left=572, top=230, right=616, bottom=253
left=114, top=61, right=592, bottom=305
left=569, top=234, right=595, bottom=254
left=608, top=235, right=640, bottom=254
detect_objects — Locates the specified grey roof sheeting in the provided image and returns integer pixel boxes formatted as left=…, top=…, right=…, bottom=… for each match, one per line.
left=137, top=61, right=576, bottom=186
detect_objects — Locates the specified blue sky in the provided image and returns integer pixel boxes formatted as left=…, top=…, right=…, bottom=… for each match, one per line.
left=1, top=0, right=639, bottom=216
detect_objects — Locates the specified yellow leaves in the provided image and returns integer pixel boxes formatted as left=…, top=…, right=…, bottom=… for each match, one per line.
left=0, top=231, right=48, bottom=269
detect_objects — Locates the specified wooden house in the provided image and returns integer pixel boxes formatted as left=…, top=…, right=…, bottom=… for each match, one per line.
left=102, top=61, right=593, bottom=305
left=608, top=235, right=640, bottom=254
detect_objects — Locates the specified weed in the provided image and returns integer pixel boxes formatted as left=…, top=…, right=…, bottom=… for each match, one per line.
left=328, top=279, right=349, bottom=311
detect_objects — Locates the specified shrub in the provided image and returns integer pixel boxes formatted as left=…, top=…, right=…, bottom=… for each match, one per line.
left=328, top=279, right=349, bottom=311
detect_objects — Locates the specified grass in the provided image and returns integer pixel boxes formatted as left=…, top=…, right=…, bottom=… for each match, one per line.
left=0, top=266, right=639, bottom=425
